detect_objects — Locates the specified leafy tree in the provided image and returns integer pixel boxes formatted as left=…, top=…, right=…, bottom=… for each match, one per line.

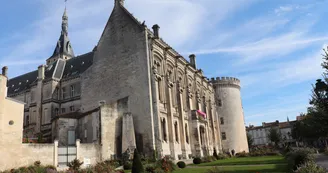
left=267, top=128, right=281, bottom=146
left=132, top=149, right=144, bottom=173
left=247, top=133, right=254, bottom=147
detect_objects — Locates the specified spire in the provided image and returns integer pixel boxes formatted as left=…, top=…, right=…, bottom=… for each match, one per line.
left=62, top=7, right=68, bottom=35
left=47, top=6, right=74, bottom=65
left=287, top=116, right=290, bottom=122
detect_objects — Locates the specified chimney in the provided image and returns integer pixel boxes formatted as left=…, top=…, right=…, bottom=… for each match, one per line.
left=2, top=66, right=8, bottom=77
left=38, top=65, right=45, bottom=80
left=152, top=24, right=160, bottom=38
left=189, top=54, right=196, bottom=69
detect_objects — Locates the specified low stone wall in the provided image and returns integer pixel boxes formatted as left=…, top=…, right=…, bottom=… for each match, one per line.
left=77, top=141, right=102, bottom=168
left=0, top=141, right=57, bottom=171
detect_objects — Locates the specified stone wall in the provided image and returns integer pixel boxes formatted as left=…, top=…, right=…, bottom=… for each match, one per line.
left=77, top=141, right=102, bottom=168
left=0, top=73, right=59, bottom=171
left=80, top=3, right=154, bottom=156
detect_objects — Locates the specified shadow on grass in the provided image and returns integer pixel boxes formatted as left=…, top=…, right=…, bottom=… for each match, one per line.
left=174, top=164, right=288, bottom=173
left=199, top=156, right=286, bottom=166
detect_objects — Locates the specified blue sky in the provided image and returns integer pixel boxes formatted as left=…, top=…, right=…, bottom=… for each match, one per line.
left=1, top=0, right=327, bottom=126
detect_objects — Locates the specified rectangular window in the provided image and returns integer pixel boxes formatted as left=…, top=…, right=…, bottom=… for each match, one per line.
left=70, top=106, right=75, bottom=112
left=61, top=108, right=66, bottom=114
left=221, top=132, right=226, bottom=140
left=220, top=117, right=224, bottom=125
left=42, top=108, right=48, bottom=124
left=218, top=99, right=222, bottom=107
left=70, top=85, right=75, bottom=97
left=84, top=129, right=87, bottom=139
left=62, top=87, right=66, bottom=99
left=26, top=115, right=30, bottom=126
left=55, top=108, right=59, bottom=116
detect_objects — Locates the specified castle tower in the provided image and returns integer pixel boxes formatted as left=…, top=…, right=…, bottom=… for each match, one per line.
left=211, top=77, right=249, bottom=153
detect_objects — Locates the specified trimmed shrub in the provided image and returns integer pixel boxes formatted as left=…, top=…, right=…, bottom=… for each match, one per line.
left=285, top=148, right=315, bottom=171
left=294, top=161, right=326, bottom=173
left=123, top=161, right=132, bottom=170
left=68, top=158, right=84, bottom=171
left=193, top=157, right=202, bottom=164
left=206, top=166, right=225, bottom=173
left=176, top=161, right=186, bottom=168
left=235, top=151, right=249, bottom=157
left=132, top=149, right=144, bottom=173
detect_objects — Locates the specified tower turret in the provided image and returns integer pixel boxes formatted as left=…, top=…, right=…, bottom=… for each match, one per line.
left=46, top=7, right=75, bottom=65
left=210, top=77, right=249, bottom=153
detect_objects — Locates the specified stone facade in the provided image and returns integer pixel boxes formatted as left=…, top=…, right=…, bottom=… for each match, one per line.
left=4, top=0, right=249, bottom=161
left=247, top=120, right=296, bottom=147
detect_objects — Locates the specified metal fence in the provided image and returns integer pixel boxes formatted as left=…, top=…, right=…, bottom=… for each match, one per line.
left=58, top=146, right=77, bottom=166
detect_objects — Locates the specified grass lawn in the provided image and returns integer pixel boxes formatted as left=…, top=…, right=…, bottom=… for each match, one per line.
left=173, top=164, right=288, bottom=173
left=199, top=156, right=286, bottom=166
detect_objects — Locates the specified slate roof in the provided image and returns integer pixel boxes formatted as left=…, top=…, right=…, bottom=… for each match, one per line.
left=7, top=70, right=38, bottom=95
left=62, top=51, right=94, bottom=78
left=7, top=51, right=93, bottom=96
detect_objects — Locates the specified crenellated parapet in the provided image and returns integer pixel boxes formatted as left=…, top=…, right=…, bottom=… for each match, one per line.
left=210, top=77, right=241, bottom=89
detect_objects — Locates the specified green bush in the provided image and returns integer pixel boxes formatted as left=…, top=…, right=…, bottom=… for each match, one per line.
left=206, top=166, right=225, bottom=173
left=132, top=149, right=144, bottom=173
left=68, top=158, right=84, bottom=171
left=235, top=151, right=249, bottom=157
left=176, top=161, right=186, bottom=168
left=202, top=156, right=216, bottom=163
left=294, top=161, right=326, bottom=173
left=104, top=159, right=120, bottom=168
left=93, top=161, right=115, bottom=172
left=217, top=153, right=228, bottom=160
left=123, top=161, right=132, bottom=170
left=155, top=156, right=176, bottom=173
left=145, top=164, right=156, bottom=173
left=193, top=157, right=202, bottom=164
left=285, top=148, right=315, bottom=171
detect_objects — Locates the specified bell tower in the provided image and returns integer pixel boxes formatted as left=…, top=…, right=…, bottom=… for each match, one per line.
left=46, top=7, right=75, bottom=65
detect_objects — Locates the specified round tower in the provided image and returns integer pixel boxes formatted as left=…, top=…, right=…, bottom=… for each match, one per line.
left=211, top=77, right=249, bottom=153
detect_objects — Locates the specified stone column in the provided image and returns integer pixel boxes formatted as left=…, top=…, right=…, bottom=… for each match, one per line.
left=177, top=83, right=186, bottom=158
left=152, top=64, right=163, bottom=158
left=76, top=139, right=81, bottom=159
left=166, top=81, right=175, bottom=159
left=54, top=140, right=58, bottom=167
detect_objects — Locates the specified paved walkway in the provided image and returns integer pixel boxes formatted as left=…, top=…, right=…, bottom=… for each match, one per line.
left=316, top=154, right=328, bottom=170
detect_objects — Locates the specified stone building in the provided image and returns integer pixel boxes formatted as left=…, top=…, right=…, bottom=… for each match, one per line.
left=5, top=0, right=248, bottom=160
left=246, top=119, right=296, bottom=147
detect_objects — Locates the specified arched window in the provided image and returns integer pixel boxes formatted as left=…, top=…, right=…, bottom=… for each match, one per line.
left=185, top=124, right=189, bottom=144
left=174, top=121, right=179, bottom=143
